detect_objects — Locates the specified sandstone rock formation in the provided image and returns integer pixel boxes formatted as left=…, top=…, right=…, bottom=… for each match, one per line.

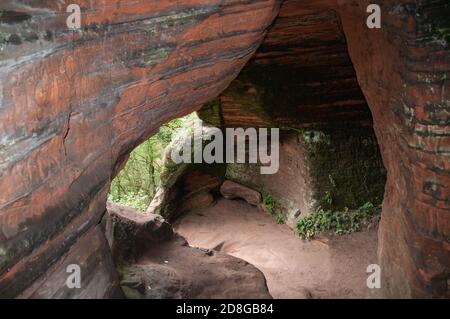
left=0, top=0, right=448, bottom=298
left=18, top=226, right=123, bottom=299
left=146, top=124, right=224, bottom=220
left=103, top=202, right=174, bottom=264
left=220, top=180, right=262, bottom=206
left=0, top=0, right=280, bottom=298
left=104, top=202, right=272, bottom=299
left=123, top=237, right=272, bottom=299
left=198, top=1, right=387, bottom=220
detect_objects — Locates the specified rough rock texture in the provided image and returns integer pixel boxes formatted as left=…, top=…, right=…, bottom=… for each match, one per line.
left=199, top=0, right=387, bottom=218
left=124, top=236, right=272, bottom=299
left=104, top=204, right=272, bottom=299
left=221, top=128, right=386, bottom=227
left=224, top=132, right=316, bottom=227
left=103, top=202, right=174, bottom=264
left=146, top=124, right=224, bottom=221
left=199, top=6, right=371, bottom=128
left=220, top=180, right=262, bottom=206
left=0, top=0, right=280, bottom=298
left=175, top=198, right=379, bottom=299
left=0, top=0, right=449, bottom=298
left=205, top=0, right=450, bottom=298
left=18, top=225, right=123, bottom=299
left=180, top=191, right=216, bottom=214
left=336, top=0, right=450, bottom=298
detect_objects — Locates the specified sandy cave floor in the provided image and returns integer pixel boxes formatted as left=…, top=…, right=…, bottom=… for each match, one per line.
left=174, top=198, right=379, bottom=299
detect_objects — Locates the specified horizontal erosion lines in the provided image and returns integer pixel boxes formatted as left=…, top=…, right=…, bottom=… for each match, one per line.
left=0, top=42, right=66, bottom=69
left=157, top=42, right=262, bottom=81
left=112, top=68, right=245, bottom=142
left=0, top=208, right=104, bottom=298
left=413, top=123, right=450, bottom=137
left=75, top=6, right=219, bottom=35
left=407, top=139, right=450, bottom=155
left=0, top=178, right=109, bottom=297
left=0, top=127, right=59, bottom=175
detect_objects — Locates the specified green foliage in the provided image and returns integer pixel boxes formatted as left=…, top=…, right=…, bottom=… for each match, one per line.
left=303, top=130, right=330, bottom=145
left=273, top=210, right=285, bottom=225
left=109, top=113, right=197, bottom=211
left=262, top=194, right=275, bottom=211
left=108, top=191, right=151, bottom=212
left=262, top=194, right=286, bottom=224
left=361, top=201, right=374, bottom=210
left=323, top=191, right=333, bottom=206
left=296, top=201, right=380, bottom=240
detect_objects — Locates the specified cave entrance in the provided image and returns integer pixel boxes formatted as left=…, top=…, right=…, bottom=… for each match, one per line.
left=108, top=113, right=199, bottom=211
left=107, top=4, right=387, bottom=299
left=170, top=3, right=387, bottom=295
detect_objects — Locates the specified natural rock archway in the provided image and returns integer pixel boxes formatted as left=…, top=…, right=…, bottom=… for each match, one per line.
left=0, top=0, right=448, bottom=298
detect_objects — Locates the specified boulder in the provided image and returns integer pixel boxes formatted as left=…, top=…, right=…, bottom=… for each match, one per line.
left=103, top=204, right=272, bottom=299
left=103, top=201, right=174, bottom=263
left=220, top=180, right=262, bottom=206
left=120, top=236, right=272, bottom=299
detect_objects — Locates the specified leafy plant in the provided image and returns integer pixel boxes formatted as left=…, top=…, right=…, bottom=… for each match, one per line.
left=361, top=201, right=374, bottom=210
left=273, top=209, right=285, bottom=225
left=262, top=194, right=286, bottom=224
left=296, top=202, right=380, bottom=240
left=262, top=194, right=275, bottom=211
left=323, top=191, right=333, bottom=205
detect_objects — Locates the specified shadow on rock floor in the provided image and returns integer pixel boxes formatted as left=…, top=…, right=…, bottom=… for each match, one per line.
left=103, top=201, right=272, bottom=299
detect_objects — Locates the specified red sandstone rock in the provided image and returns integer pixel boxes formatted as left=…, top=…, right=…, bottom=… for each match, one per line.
left=103, top=202, right=174, bottom=263
left=104, top=203, right=271, bottom=299
left=0, top=0, right=280, bottom=298
left=220, top=180, right=262, bottom=206
left=180, top=192, right=216, bottom=213
left=18, top=226, right=123, bottom=299
left=0, top=0, right=448, bottom=299
left=121, top=236, right=272, bottom=299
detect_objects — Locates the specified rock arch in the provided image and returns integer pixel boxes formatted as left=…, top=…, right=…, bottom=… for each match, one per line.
left=0, top=0, right=448, bottom=298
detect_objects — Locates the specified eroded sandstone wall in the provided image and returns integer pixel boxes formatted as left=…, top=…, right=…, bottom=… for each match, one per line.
left=0, top=0, right=448, bottom=298
left=0, top=0, right=281, bottom=298
left=335, top=0, right=449, bottom=298
left=198, top=0, right=387, bottom=224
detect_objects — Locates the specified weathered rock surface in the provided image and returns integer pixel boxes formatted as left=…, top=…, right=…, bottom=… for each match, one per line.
left=105, top=204, right=272, bottom=299
left=220, top=180, right=262, bottom=206
left=0, top=0, right=449, bottom=298
left=147, top=124, right=224, bottom=220
left=205, top=0, right=450, bottom=298
left=222, top=132, right=316, bottom=228
left=120, top=264, right=186, bottom=299
left=336, top=0, right=450, bottom=298
left=199, top=0, right=387, bottom=221
left=175, top=198, right=379, bottom=299
left=18, top=226, right=123, bottom=299
left=129, top=236, right=272, bottom=299
left=180, top=191, right=216, bottom=213
left=0, top=0, right=280, bottom=298
left=103, top=202, right=174, bottom=264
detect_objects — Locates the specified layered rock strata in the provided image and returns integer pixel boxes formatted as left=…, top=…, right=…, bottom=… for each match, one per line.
left=0, top=0, right=448, bottom=298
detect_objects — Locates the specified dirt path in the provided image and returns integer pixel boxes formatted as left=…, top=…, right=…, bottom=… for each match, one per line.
left=174, top=198, right=379, bottom=299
